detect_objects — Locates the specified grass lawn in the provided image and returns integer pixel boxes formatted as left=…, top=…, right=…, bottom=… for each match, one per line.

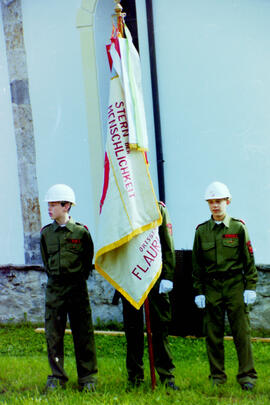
left=1, top=325, right=270, bottom=404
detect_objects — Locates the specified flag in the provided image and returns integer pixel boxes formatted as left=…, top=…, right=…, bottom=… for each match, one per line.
left=95, top=24, right=162, bottom=309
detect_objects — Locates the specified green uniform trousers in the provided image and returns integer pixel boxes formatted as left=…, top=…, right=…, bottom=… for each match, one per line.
left=205, top=273, right=257, bottom=385
left=45, top=275, right=98, bottom=384
left=121, top=286, right=175, bottom=384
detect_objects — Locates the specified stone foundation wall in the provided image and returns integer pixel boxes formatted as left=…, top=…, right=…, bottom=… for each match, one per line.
left=249, top=266, right=270, bottom=331
left=1, top=254, right=270, bottom=332
left=0, top=266, right=122, bottom=325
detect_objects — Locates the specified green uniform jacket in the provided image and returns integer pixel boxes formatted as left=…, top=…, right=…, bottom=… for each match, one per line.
left=158, top=202, right=175, bottom=282
left=40, top=217, right=93, bottom=279
left=192, top=214, right=257, bottom=295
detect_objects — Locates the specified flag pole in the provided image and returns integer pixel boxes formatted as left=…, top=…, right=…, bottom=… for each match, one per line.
left=112, top=0, right=156, bottom=391
left=144, top=297, right=156, bottom=390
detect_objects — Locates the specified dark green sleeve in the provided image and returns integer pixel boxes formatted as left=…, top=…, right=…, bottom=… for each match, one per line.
left=158, top=204, right=175, bottom=281
left=240, top=224, right=258, bottom=290
left=192, top=229, right=205, bottom=295
left=82, top=227, right=94, bottom=280
left=40, top=232, right=49, bottom=272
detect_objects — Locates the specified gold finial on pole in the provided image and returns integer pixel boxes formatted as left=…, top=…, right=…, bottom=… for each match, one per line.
left=114, top=0, right=122, bottom=16
left=112, top=0, right=126, bottom=36
left=114, top=0, right=126, bottom=18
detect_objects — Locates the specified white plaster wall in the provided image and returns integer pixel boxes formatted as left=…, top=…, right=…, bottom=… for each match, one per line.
left=136, top=0, right=270, bottom=263
left=22, top=0, right=160, bottom=247
left=21, top=0, right=96, bottom=237
left=0, top=14, right=25, bottom=264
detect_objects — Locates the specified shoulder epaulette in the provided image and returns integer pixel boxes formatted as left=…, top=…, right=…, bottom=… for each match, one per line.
left=233, top=218, right=246, bottom=225
left=40, top=224, right=50, bottom=233
left=158, top=201, right=166, bottom=207
left=196, top=221, right=208, bottom=230
left=76, top=222, right=89, bottom=231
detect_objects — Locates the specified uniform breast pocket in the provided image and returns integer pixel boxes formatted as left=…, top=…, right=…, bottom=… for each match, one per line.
left=223, top=238, right=239, bottom=260
left=223, top=239, right=239, bottom=248
left=202, top=241, right=215, bottom=263
left=63, top=243, right=83, bottom=271
left=66, top=243, right=82, bottom=254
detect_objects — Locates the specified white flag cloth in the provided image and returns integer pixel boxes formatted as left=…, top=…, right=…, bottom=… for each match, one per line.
left=95, top=25, right=162, bottom=309
left=110, top=25, right=148, bottom=151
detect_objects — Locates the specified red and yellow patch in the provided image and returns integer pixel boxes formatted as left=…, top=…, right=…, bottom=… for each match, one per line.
left=166, top=223, right=173, bottom=235
left=246, top=240, right=253, bottom=255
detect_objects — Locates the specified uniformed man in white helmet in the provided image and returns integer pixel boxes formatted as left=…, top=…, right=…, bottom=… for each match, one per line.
left=40, top=184, right=98, bottom=392
left=192, top=181, right=258, bottom=390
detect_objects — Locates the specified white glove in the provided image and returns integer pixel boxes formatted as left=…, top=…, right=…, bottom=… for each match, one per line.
left=243, top=290, right=256, bottom=305
left=195, top=295, right=206, bottom=309
left=159, top=279, right=173, bottom=294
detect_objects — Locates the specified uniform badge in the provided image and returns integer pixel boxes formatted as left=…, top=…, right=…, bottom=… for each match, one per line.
left=246, top=240, right=253, bottom=255
left=166, top=223, right=173, bottom=235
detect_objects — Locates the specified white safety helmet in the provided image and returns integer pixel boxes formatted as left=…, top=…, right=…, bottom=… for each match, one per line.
left=204, top=181, right=231, bottom=201
left=45, top=184, right=76, bottom=205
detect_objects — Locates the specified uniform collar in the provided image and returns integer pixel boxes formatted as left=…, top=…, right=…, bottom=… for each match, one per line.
left=52, top=216, right=75, bottom=231
left=210, top=214, right=231, bottom=230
